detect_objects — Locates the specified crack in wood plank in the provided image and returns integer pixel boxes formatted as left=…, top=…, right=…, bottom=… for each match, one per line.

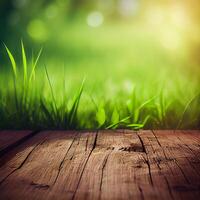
left=53, top=132, right=79, bottom=185
left=136, top=131, right=153, bottom=186
left=176, top=137, right=200, bottom=177
left=99, top=148, right=113, bottom=191
left=138, top=185, right=145, bottom=200
left=138, top=130, right=186, bottom=200
left=71, top=131, right=98, bottom=200
left=152, top=130, right=200, bottom=199
left=153, top=131, right=191, bottom=184
left=140, top=153, right=154, bottom=186
left=151, top=130, right=192, bottom=184
left=163, top=175, right=175, bottom=200
left=0, top=139, right=46, bottom=185
left=135, top=132, right=147, bottom=153
left=152, top=130, right=162, bottom=147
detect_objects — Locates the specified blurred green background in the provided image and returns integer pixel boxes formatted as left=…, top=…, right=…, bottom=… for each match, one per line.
left=0, top=0, right=200, bottom=129
left=1, top=0, right=200, bottom=75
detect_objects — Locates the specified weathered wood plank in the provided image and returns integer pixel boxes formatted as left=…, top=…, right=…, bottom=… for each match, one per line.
left=75, top=131, right=175, bottom=199
left=47, top=131, right=97, bottom=200
left=140, top=130, right=200, bottom=200
left=0, top=130, right=199, bottom=200
left=0, top=131, right=77, bottom=200
left=0, top=131, right=48, bottom=183
left=155, top=131, right=200, bottom=186
left=176, top=130, right=200, bottom=176
left=0, top=130, right=33, bottom=154
left=136, top=130, right=177, bottom=200
left=74, top=130, right=161, bottom=200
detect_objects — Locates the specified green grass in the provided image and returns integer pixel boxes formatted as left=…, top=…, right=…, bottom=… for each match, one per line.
left=0, top=42, right=199, bottom=130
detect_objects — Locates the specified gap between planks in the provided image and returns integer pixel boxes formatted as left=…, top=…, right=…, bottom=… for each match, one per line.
left=0, top=130, right=39, bottom=157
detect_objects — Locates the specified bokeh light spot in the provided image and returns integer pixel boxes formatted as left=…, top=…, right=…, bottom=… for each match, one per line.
left=27, top=19, right=49, bottom=42
left=160, top=30, right=182, bottom=51
left=170, top=5, right=189, bottom=29
left=118, top=0, right=139, bottom=17
left=87, top=11, right=104, bottom=28
left=146, top=7, right=165, bottom=26
left=45, top=4, right=58, bottom=19
left=13, top=0, right=28, bottom=8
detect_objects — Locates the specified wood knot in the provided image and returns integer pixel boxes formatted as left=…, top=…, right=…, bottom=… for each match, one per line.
left=30, top=181, right=50, bottom=189
left=106, top=147, right=114, bottom=150
left=119, top=144, right=144, bottom=152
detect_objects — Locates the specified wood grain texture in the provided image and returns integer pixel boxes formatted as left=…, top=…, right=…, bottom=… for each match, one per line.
left=0, top=131, right=78, bottom=199
left=0, top=130, right=199, bottom=200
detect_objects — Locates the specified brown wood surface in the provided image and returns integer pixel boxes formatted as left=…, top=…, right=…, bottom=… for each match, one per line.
left=0, top=130, right=33, bottom=154
left=0, top=130, right=199, bottom=200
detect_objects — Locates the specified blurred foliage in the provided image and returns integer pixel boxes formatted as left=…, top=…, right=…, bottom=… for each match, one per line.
left=0, top=0, right=199, bottom=87
left=1, top=0, right=200, bottom=75
left=0, top=0, right=200, bottom=129
left=1, top=0, right=200, bottom=62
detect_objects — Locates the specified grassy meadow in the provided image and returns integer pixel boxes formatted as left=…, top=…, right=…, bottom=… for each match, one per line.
left=0, top=1, right=200, bottom=130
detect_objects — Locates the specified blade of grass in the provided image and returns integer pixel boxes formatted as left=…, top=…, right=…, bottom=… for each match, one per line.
left=4, top=44, right=18, bottom=110
left=21, top=41, right=30, bottom=112
left=21, top=40, right=27, bottom=86
left=142, top=115, right=150, bottom=126
left=106, top=116, right=130, bottom=129
left=96, top=107, right=106, bottom=128
left=44, top=64, right=58, bottom=115
left=4, top=44, right=17, bottom=77
left=40, top=99, right=55, bottom=126
left=68, top=78, right=85, bottom=128
left=138, top=95, right=157, bottom=110
left=176, top=92, right=200, bottom=129
left=127, top=123, right=144, bottom=130
left=29, top=48, right=43, bottom=83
